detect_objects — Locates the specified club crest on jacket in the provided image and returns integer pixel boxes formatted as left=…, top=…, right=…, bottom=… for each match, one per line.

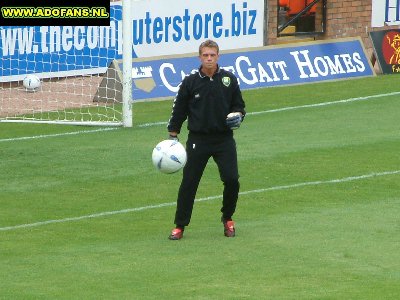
left=222, top=77, right=231, bottom=87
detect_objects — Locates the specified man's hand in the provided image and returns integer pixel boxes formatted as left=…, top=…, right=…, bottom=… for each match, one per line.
left=169, top=133, right=179, bottom=141
left=226, top=112, right=242, bottom=130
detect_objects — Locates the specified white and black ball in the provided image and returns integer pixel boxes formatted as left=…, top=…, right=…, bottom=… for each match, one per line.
left=152, top=140, right=187, bottom=174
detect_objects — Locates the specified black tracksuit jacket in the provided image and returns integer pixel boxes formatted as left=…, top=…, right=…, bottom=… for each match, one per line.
left=167, top=65, right=246, bottom=134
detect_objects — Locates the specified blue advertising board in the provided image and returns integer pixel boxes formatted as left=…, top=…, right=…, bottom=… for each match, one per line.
left=0, top=0, right=265, bottom=82
left=0, top=5, right=122, bottom=81
left=129, top=38, right=375, bottom=101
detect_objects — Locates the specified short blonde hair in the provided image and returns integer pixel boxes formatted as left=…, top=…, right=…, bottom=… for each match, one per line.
left=199, top=39, right=219, bottom=55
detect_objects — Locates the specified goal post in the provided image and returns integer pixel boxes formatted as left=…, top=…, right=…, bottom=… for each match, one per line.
left=0, top=1, right=133, bottom=127
left=122, top=0, right=133, bottom=128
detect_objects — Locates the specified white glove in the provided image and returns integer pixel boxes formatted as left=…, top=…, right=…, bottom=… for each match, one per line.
left=226, top=112, right=242, bottom=130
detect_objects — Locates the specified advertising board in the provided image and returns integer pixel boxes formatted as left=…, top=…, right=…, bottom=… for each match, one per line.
left=370, top=29, right=400, bottom=74
left=372, top=0, right=400, bottom=27
left=0, top=0, right=264, bottom=82
left=129, top=38, right=375, bottom=101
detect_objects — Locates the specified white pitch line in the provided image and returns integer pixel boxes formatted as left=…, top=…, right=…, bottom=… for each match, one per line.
left=247, top=91, right=400, bottom=116
left=0, top=127, right=119, bottom=143
left=138, top=121, right=168, bottom=128
left=1, top=91, right=399, bottom=141
left=1, top=170, right=399, bottom=232
left=137, top=91, right=400, bottom=127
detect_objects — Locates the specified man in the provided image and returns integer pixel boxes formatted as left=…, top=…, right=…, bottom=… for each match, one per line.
left=167, top=39, right=246, bottom=240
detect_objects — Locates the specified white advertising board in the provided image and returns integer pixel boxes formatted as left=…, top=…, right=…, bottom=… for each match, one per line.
left=372, top=0, right=400, bottom=27
left=128, top=0, right=264, bottom=57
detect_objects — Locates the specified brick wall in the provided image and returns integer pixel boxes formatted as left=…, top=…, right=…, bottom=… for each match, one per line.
left=324, top=1, right=372, bottom=53
left=266, top=0, right=400, bottom=59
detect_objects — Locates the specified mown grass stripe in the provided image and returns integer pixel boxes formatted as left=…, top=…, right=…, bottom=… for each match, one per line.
left=1, top=170, right=398, bottom=232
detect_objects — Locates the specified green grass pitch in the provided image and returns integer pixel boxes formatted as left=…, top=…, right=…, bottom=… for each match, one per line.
left=1, top=74, right=400, bottom=299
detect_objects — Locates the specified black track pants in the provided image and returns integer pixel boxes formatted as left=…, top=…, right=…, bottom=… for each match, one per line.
left=174, top=133, right=240, bottom=226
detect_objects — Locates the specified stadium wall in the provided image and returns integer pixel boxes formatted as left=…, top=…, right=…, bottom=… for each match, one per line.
left=266, top=0, right=400, bottom=64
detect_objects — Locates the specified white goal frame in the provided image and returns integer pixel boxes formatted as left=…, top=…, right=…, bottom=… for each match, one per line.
left=0, top=0, right=133, bottom=127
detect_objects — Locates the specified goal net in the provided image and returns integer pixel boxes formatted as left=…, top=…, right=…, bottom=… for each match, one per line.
left=0, top=2, right=131, bottom=126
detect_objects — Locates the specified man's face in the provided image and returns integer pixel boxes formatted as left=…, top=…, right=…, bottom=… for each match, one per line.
left=199, top=47, right=219, bottom=71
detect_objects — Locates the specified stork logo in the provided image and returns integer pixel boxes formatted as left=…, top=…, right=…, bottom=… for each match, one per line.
left=132, top=66, right=156, bottom=93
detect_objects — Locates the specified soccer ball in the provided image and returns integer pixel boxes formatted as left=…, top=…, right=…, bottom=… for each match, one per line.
left=23, top=74, right=41, bottom=91
left=152, top=139, right=187, bottom=174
